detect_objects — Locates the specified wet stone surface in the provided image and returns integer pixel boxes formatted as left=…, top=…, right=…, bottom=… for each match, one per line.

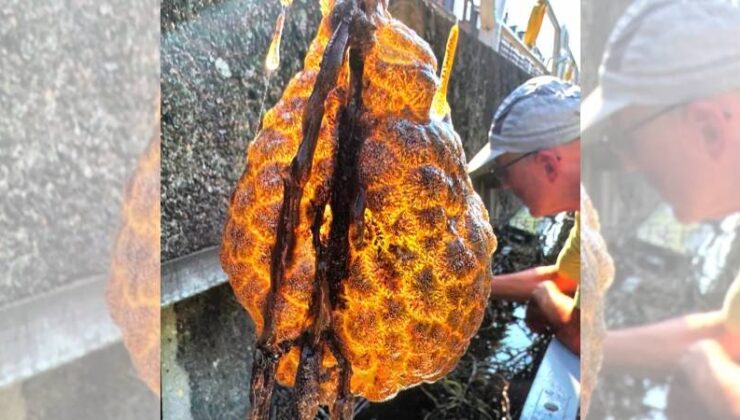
left=161, top=0, right=322, bottom=261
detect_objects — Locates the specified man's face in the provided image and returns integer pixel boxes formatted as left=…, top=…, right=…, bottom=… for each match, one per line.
left=610, top=101, right=735, bottom=222
left=494, top=150, right=568, bottom=217
left=494, top=152, right=545, bottom=215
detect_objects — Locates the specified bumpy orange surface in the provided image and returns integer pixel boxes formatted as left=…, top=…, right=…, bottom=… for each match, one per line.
left=107, top=125, right=161, bottom=397
left=221, top=5, right=496, bottom=402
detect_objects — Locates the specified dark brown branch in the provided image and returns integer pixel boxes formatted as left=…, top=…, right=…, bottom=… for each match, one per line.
left=249, top=4, right=357, bottom=420
left=293, top=3, right=375, bottom=418
left=327, top=332, right=355, bottom=420
left=251, top=2, right=379, bottom=420
left=262, top=1, right=354, bottom=346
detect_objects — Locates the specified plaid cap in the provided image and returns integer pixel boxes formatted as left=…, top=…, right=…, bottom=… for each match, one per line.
left=468, top=76, right=580, bottom=177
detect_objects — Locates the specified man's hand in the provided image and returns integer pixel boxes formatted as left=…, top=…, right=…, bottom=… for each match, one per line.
left=677, top=338, right=740, bottom=419
left=525, top=280, right=580, bottom=354
left=526, top=281, right=572, bottom=329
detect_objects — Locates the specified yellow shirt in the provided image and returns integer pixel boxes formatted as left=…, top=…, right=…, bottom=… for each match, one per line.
left=724, top=274, right=740, bottom=334
left=556, top=213, right=580, bottom=308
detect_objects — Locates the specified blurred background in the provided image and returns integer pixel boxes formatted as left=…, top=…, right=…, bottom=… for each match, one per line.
left=581, top=1, right=740, bottom=418
left=0, top=0, right=160, bottom=419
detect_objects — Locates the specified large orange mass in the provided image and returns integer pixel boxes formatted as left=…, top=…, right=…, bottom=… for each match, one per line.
left=107, top=122, right=161, bottom=397
left=220, top=1, right=496, bottom=418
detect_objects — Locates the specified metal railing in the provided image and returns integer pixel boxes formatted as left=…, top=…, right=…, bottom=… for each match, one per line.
left=499, top=24, right=549, bottom=76
left=429, top=0, right=578, bottom=82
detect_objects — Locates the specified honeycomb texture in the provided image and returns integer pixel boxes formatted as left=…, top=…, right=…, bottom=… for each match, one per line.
left=107, top=129, right=161, bottom=397
left=580, top=185, right=615, bottom=416
left=221, top=5, right=496, bottom=402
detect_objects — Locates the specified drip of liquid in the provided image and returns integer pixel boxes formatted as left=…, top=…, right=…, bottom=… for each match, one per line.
left=258, top=3, right=292, bottom=131
left=430, top=23, right=459, bottom=121
left=265, top=9, right=286, bottom=73
left=320, top=0, right=331, bottom=16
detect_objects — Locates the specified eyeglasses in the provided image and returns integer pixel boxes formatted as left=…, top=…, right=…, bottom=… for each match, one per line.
left=486, top=151, right=537, bottom=188
left=602, top=103, right=733, bottom=157
left=602, top=104, right=682, bottom=155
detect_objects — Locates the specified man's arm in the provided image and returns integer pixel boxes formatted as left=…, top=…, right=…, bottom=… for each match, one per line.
left=492, top=218, right=580, bottom=302
left=602, top=311, right=726, bottom=373
left=491, top=265, right=577, bottom=302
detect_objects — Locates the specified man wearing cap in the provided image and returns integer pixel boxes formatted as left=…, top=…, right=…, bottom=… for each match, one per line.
left=468, top=75, right=582, bottom=354
left=582, top=0, right=740, bottom=417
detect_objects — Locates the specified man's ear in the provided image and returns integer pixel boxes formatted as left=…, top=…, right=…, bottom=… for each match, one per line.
left=536, top=149, right=560, bottom=182
left=685, top=100, right=727, bottom=160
